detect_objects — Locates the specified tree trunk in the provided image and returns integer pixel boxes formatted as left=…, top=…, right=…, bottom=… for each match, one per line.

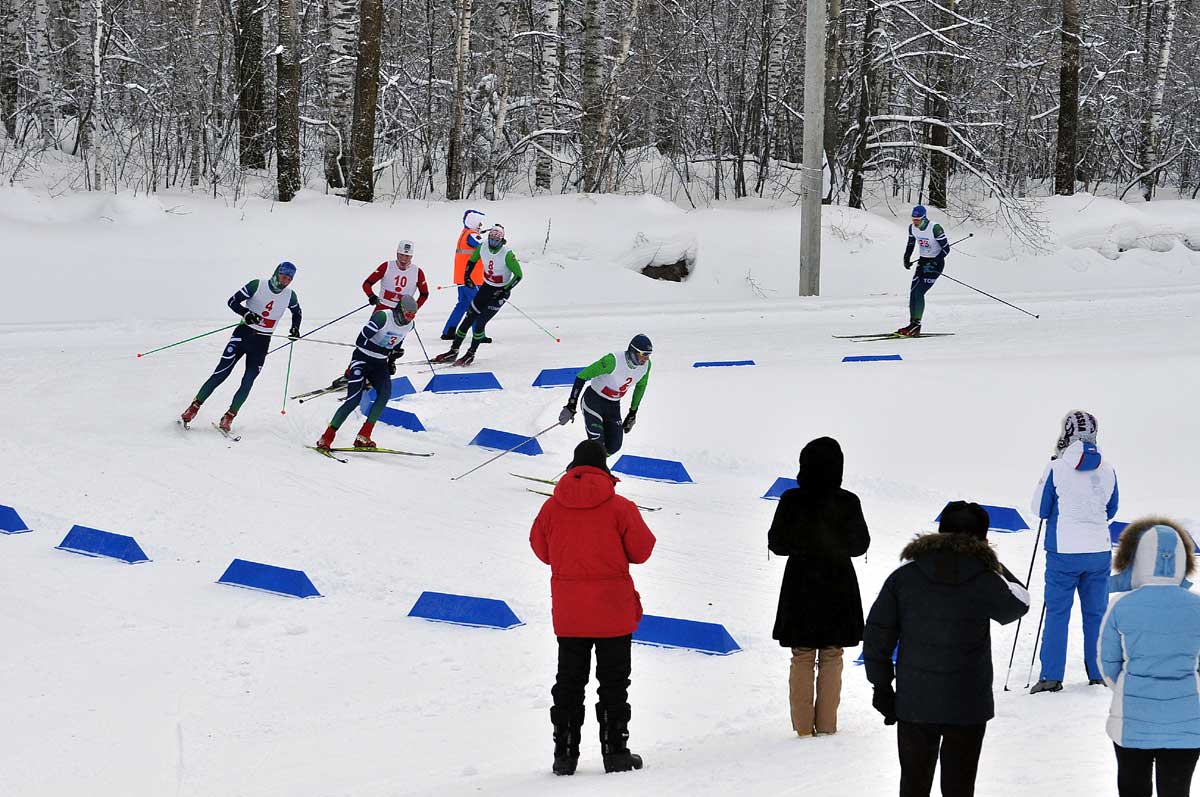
left=90, top=0, right=103, bottom=187
left=235, top=0, right=266, bottom=169
left=61, top=0, right=88, bottom=154
left=347, top=0, right=382, bottom=202
left=188, top=0, right=203, bottom=186
left=275, top=0, right=301, bottom=201
left=823, top=0, right=841, bottom=201
left=847, top=0, right=877, bottom=208
left=445, top=0, right=474, bottom=200
left=579, top=0, right=606, bottom=191
left=1, top=0, right=21, bottom=138
left=324, top=0, right=357, bottom=188
left=484, top=0, right=515, bottom=200
left=535, top=0, right=560, bottom=191
left=1140, top=0, right=1176, bottom=201
left=926, top=0, right=955, bottom=209
left=587, top=0, right=640, bottom=192
left=761, top=0, right=787, bottom=181
left=1054, top=0, right=1081, bottom=195
left=32, top=0, right=56, bottom=146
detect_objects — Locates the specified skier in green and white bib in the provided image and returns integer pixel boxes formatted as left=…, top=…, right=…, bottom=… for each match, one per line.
left=558, top=335, right=652, bottom=456
left=432, top=223, right=523, bottom=366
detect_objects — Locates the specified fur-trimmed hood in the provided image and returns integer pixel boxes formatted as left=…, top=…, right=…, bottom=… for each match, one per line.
left=901, top=532, right=1000, bottom=585
left=1111, top=516, right=1195, bottom=592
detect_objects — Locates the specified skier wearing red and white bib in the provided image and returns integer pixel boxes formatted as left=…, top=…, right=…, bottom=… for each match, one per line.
left=362, top=239, right=430, bottom=312
left=558, top=335, right=652, bottom=456
left=433, top=224, right=523, bottom=366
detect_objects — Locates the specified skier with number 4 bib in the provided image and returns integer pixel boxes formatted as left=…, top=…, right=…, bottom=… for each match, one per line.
left=432, top=224, right=522, bottom=367
left=180, top=262, right=302, bottom=433
left=559, top=335, right=652, bottom=457
left=315, top=294, right=419, bottom=452
left=897, top=205, right=951, bottom=338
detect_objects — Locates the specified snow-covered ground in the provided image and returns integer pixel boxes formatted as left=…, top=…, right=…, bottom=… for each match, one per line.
left=1, top=188, right=1199, bottom=796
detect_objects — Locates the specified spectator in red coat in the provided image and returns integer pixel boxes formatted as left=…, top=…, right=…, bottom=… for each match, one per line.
left=530, top=439, right=656, bottom=777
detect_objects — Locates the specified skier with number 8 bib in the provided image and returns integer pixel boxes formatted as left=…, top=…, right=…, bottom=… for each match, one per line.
left=179, top=262, right=302, bottom=433
left=432, top=224, right=522, bottom=367
left=558, top=335, right=652, bottom=457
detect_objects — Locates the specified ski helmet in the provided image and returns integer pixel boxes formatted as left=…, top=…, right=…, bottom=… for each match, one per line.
left=393, top=294, right=418, bottom=324
left=911, top=205, right=927, bottom=219
left=271, top=261, right=297, bottom=290
left=626, top=334, right=653, bottom=366
left=487, top=224, right=506, bottom=246
left=463, top=209, right=486, bottom=231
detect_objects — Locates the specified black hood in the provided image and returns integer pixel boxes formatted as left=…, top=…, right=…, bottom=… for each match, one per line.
left=901, top=532, right=999, bottom=585
left=797, top=437, right=843, bottom=494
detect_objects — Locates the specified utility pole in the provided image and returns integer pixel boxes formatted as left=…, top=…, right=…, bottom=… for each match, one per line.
left=799, top=0, right=826, bottom=296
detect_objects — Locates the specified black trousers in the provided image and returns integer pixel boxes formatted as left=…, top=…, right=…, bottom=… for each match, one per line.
left=1114, top=743, right=1200, bottom=797
left=551, top=635, right=632, bottom=710
left=455, top=283, right=508, bottom=342
left=897, top=721, right=987, bottom=797
left=581, top=388, right=624, bottom=456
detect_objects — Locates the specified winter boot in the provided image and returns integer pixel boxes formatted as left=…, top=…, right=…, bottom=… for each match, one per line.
left=180, top=401, right=202, bottom=424
left=439, top=331, right=456, bottom=341
left=551, top=705, right=585, bottom=776
left=1088, top=679, right=1106, bottom=686
left=218, top=410, right=236, bottom=433
left=597, top=703, right=643, bottom=774
left=1030, top=679, right=1063, bottom=694
left=894, top=321, right=921, bottom=337
left=354, top=421, right=377, bottom=449
left=315, top=426, right=337, bottom=451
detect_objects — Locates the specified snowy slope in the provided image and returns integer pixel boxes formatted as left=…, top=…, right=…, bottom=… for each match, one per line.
left=1, top=189, right=1199, bottom=796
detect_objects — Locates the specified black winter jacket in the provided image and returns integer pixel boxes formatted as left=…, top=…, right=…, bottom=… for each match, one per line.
left=863, top=532, right=1030, bottom=725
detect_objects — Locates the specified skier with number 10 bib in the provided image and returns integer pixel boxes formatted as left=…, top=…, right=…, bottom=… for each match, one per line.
left=558, top=335, right=652, bottom=456
left=433, top=224, right=522, bottom=367
left=897, top=205, right=951, bottom=337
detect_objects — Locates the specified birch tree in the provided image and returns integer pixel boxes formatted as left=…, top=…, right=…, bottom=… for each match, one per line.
left=445, top=0, right=474, bottom=200
left=235, top=0, right=266, bottom=168
left=1140, top=0, right=1177, bottom=200
left=324, top=0, right=357, bottom=188
left=534, top=0, right=560, bottom=191
left=276, top=0, right=302, bottom=200
left=1, top=0, right=21, bottom=139
left=1054, top=0, right=1081, bottom=195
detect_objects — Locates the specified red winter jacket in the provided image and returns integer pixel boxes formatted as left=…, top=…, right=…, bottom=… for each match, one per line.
left=530, top=466, right=656, bottom=638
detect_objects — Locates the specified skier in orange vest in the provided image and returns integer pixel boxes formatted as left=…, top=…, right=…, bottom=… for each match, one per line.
left=441, top=209, right=486, bottom=340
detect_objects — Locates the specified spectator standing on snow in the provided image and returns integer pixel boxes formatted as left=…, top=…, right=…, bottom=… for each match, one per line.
left=1101, top=517, right=1200, bottom=797
left=441, top=209, right=485, bottom=340
left=768, top=436, right=870, bottom=737
left=1029, top=409, right=1119, bottom=694
left=896, top=205, right=951, bottom=337
left=530, top=440, right=656, bottom=777
left=864, top=501, right=1029, bottom=797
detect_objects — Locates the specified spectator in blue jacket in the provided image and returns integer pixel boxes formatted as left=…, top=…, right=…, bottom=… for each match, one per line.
left=1030, top=410, right=1119, bottom=693
left=1101, top=517, right=1200, bottom=797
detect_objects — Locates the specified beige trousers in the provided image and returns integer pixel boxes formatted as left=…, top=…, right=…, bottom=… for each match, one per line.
left=789, top=646, right=844, bottom=735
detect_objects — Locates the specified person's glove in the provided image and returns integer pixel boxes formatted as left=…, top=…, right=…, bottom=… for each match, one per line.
left=903, top=258, right=913, bottom=270
left=288, top=326, right=301, bottom=340
left=558, top=401, right=576, bottom=426
left=367, top=294, right=379, bottom=305
left=935, top=254, right=946, bottom=270
left=243, top=311, right=262, bottom=325
left=872, top=686, right=897, bottom=726
left=387, top=349, right=403, bottom=375
left=464, top=276, right=475, bottom=289
left=622, top=410, right=637, bottom=434
left=497, top=286, right=511, bottom=301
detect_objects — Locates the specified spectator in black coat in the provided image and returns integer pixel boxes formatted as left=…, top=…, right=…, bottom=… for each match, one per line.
left=769, top=437, right=870, bottom=737
left=864, top=501, right=1030, bottom=797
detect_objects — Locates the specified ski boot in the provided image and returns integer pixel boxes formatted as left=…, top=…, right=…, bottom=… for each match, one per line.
left=551, top=705, right=585, bottom=776
left=598, top=703, right=643, bottom=774
left=354, top=422, right=377, bottom=449
left=1030, top=679, right=1063, bottom=694
left=431, top=344, right=461, bottom=364
left=180, top=401, right=202, bottom=425
left=315, top=427, right=337, bottom=451
left=218, top=410, right=237, bottom=433
left=894, top=321, right=921, bottom=338
left=454, top=346, right=479, bottom=367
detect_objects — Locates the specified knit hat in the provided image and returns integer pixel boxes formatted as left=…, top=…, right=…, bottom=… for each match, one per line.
left=939, top=501, right=990, bottom=540
left=1054, top=410, right=1098, bottom=459
left=568, top=439, right=610, bottom=473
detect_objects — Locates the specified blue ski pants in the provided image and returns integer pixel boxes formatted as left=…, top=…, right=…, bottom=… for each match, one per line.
left=194, top=326, right=270, bottom=412
left=1039, top=550, right=1112, bottom=681
left=442, top=285, right=479, bottom=336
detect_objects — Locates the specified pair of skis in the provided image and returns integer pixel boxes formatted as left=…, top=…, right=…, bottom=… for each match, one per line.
left=178, top=419, right=242, bottom=442
left=511, top=473, right=662, bottom=512
left=833, top=332, right=955, bottom=341
left=307, top=446, right=434, bottom=464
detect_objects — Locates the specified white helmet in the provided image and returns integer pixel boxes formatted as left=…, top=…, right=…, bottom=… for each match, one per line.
left=396, top=239, right=415, bottom=257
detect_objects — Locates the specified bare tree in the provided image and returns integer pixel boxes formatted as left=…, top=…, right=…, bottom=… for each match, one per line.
left=235, top=0, right=266, bottom=169
left=445, top=0, right=474, bottom=199
left=276, top=0, right=302, bottom=200
left=1054, top=0, right=1081, bottom=195
left=0, top=0, right=21, bottom=139
left=324, top=0, right=357, bottom=188
left=534, top=0, right=560, bottom=191
left=347, top=0, right=382, bottom=201
left=1140, top=0, right=1178, bottom=200
left=926, top=0, right=957, bottom=209
left=483, top=0, right=516, bottom=199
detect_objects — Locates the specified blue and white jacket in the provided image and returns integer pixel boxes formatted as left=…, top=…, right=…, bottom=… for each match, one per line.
left=1031, top=439, right=1118, bottom=554
left=1101, top=520, right=1200, bottom=749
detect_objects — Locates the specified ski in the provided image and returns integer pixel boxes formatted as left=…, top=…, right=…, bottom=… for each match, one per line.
left=178, top=419, right=191, bottom=431
left=833, top=332, right=955, bottom=339
left=327, top=447, right=434, bottom=457
left=511, top=472, right=558, bottom=486
left=212, top=422, right=242, bottom=442
left=307, top=446, right=349, bottom=463
left=526, top=487, right=661, bottom=513
left=297, top=386, right=346, bottom=404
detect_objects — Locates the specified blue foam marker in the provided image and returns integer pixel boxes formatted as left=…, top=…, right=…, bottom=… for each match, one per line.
left=692, top=360, right=756, bottom=368
left=424, top=372, right=503, bottom=394
left=217, top=559, right=322, bottom=598
left=632, top=614, right=741, bottom=655
left=0, top=504, right=31, bottom=534
left=469, top=428, right=543, bottom=456
left=1109, top=521, right=1128, bottom=545
left=761, top=477, right=794, bottom=501
left=611, top=454, right=693, bottom=484
left=842, top=354, right=902, bottom=363
left=532, top=367, right=583, bottom=388
left=854, top=643, right=899, bottom=666
left=56, top=525, right=150, bottom=564
left=357, top=376, right=417, bottom=414
left=934, top=503, right=1030, bottom=533
left=378, top=406, right=426, bottom=432
left=407, top=591, right=523, bottom=629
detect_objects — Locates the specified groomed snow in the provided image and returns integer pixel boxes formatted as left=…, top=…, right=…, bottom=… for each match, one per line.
left=1, top=188, right=1198, bottom=795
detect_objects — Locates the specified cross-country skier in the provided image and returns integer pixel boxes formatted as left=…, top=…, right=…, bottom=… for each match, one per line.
left=432, top=224, right=523, bottom=366
left=896, top=205, right=951, bottom=337
left=558, top=335, right=652, bottom=456
left=441, top=209, right=486, bottom=340
left=315, top=294, right=419, bottom=451
left=180, top=262, right=301, bottom=433
left=363, top=239, right=430, bottom=313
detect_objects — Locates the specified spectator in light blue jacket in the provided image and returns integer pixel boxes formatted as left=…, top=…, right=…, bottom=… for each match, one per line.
left=1101, top=517, right=1200, bottom=797
left=1030, top=410, right=1119, bottom=693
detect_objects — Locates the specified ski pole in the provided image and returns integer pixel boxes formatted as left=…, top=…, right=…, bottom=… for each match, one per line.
left=939, top=273, right=1040, bottom=319
left=506, top=300, right=560, bottom=343
left=280, top=344, right=295, bottom=415
left=411, top=326, right=438, bottom=374
left=1003, top=519, right=1044, bottom=691
left=1024, top=602, right=1048, bottom=689
left=268, top=303, right=370, bottom=355
left=450, top=422, right=561, bottom=481
left=948, top=232, right=975, bottom=247
left=287, top=336, right=357, bottom=348
left=136, top=322, right=240, bottom=358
